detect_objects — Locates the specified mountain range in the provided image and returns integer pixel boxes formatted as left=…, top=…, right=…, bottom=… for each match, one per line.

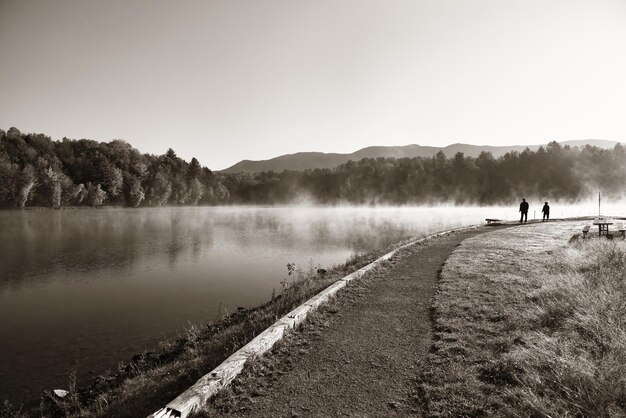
left=221, top=140, right=620, bottom=173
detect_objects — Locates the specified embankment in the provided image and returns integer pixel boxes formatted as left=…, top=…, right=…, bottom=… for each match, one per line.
left=4, top=231, right=436, bottom=417
left=195, top=227, right=491, bottom=416
left=194, top=221, right=625, bottom=417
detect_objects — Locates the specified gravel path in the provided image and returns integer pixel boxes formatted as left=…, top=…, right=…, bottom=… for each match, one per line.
left=199, top=227, right=493, bottom=417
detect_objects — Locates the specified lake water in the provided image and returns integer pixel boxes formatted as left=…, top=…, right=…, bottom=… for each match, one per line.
left=0, top=203, right=617, bottom=403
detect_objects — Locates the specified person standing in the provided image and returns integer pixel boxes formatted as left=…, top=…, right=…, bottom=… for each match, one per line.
left=519, top=198, right=529, bottom=223
left=542, top=202, right=550, bottom=222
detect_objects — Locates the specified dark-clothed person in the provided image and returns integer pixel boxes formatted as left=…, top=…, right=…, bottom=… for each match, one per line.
left=542, top=202, right=550, bottom=222
left=519, top=198, right=529, bottom=223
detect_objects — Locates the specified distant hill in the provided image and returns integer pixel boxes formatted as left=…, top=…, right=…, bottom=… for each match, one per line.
left=221, top=140, right=621, bottom=173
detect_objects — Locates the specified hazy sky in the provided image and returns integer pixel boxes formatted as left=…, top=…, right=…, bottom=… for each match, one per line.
left=1, top=1, right=626, bottom=169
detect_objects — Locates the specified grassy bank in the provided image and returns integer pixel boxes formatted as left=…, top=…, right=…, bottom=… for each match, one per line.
left=4, top=236, right=421, bottom=418
left=415, top=222, right=626, bottom=416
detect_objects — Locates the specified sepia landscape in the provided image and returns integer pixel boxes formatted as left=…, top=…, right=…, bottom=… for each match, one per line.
left=1, top=1, right=625, bottom=417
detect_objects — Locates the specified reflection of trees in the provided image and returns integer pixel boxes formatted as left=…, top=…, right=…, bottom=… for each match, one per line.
left=0, top=209, right=215, bottom=290
left=0, top=207, right=454, bottom=292
left=207, top=209, right=416, bottom=252
left=5, top=204, right=598, bottom=295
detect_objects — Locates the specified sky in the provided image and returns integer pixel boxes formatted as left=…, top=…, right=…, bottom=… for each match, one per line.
left=1, top=1, right=626, bottom=170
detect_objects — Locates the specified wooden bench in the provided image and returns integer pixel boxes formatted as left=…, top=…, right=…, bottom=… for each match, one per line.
left=618, top=223, right=625, bottom=239
left=582, top=225, right=590, bottom=238
left=485, top=218, right=503, bottom=225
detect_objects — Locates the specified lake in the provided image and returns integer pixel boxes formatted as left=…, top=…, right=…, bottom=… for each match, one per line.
left=0, top=204, right=613, bottom=403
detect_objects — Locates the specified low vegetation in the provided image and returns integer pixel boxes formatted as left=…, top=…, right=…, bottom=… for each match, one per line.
left=415, top=222, right=626, bottom=416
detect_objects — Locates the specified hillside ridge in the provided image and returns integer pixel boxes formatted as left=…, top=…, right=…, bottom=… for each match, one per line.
left=221, top=140, right=620, bottom=173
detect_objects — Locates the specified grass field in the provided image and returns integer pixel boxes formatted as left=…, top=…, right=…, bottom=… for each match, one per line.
left=415, top=221, right=626, bottom=417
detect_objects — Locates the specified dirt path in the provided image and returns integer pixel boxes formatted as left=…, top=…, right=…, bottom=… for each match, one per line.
left=198, top=227, right=496, bottom=417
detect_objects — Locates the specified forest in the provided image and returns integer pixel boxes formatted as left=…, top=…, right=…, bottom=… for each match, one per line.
left=1, top=127, right=625, bottom=208
left=0, top=127, right=229, bottom=208
left=223, top=140, right=626, bottom=205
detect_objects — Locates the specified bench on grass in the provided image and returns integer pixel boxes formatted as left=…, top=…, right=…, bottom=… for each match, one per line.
left=618, top=223, right=626, bottom=239
left=582, top=225, right=591, bottom=238
left=485, top=218, right=503, bottom=225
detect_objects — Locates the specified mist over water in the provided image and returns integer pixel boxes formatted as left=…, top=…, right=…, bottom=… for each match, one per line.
left=0, top=203, right=622, bottom=403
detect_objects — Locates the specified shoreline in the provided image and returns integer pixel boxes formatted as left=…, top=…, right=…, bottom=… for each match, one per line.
left=2, top=217, right=611, bottom=417
left=150, top=224, right=487, bottom=418
left=4, top=201, right=626, bottom=213
left=196, top=226, right=493, bottom=417
left=5, top=228, right=437, bottom=417
left=192, top=220, right=625, bottom=417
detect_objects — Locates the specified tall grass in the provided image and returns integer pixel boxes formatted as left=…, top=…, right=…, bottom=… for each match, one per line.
left=416, top=225, right=626, bottom=417
left=509, top=239, right=626, bottom=416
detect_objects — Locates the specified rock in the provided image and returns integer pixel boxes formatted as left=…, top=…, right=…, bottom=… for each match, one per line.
left=53, top=389, right=69, bottom=398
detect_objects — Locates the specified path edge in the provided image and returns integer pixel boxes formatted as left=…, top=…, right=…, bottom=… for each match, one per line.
left=149, top=224, right=483, bottom=418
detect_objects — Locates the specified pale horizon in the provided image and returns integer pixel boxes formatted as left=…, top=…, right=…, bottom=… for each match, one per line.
left=2, top=0, right=626, bottom=170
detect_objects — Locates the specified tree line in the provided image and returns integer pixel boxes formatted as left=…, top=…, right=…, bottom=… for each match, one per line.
left=1, top=127, right=624, bottom=208
left=0, top=127, right=229, bottom=208
left=222, top=141, right=626, bottom=205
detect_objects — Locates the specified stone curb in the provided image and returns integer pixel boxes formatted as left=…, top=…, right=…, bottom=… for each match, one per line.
left=149, top=224, right=483, bottom=418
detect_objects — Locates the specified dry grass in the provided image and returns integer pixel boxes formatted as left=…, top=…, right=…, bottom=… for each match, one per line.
left=415, top=222, right=626, bottom=417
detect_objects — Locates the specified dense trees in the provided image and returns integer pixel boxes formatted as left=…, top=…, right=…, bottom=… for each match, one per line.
left=0, top=128, right=227, bottom=208
left=1, top=127, right=625, bottom=208
left=221, top=142, right=626, bottom=205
